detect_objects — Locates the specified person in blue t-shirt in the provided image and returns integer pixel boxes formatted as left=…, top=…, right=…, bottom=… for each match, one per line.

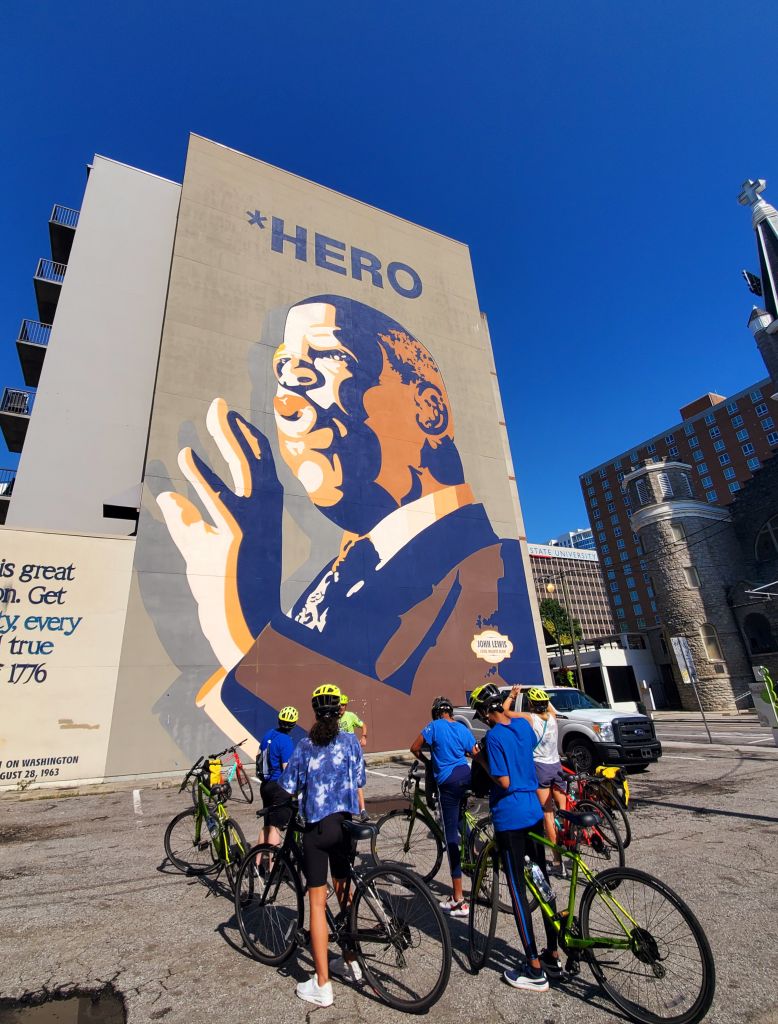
left=410, top=696, right=477, bottom=917
left=280, top=684, right=366, bottom=1009
left=469, top=683, right=562, bottom=994
left=257, top=705, right=298, bottom=848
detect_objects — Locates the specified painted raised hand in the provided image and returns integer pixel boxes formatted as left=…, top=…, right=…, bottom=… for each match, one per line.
left=157, top=398, right=282, bottom=670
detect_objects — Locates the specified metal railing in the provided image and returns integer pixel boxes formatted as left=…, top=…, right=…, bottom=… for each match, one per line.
left=34, top=258, right=66, bottom=283
left=17, top=319, right=52, bottom=348
left=50, top=204, right=80, bottom=229
left=0, top=469, right=16, bottom=497
left=0, top=388, right=35, bottom=416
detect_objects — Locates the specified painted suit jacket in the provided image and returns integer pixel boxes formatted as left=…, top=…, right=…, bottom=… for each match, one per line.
left=222, top=504, right=543, bottom=750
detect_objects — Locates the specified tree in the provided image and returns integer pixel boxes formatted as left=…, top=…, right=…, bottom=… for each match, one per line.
left=539, top=597, right=583, bottom=649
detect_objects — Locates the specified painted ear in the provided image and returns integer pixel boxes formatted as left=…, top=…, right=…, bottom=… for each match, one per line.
left=414, top=382, right=450, bottom=437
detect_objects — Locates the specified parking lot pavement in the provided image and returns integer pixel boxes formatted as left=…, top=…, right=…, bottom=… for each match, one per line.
left=0, top=751, right=776, bottom=1024
left=653, top=713, right=776, bottom=750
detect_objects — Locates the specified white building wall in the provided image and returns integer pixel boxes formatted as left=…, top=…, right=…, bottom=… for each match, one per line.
left=6, top=157, right=180, bottom=535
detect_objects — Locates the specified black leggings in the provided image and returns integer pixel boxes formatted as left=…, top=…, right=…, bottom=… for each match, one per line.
left=496, top=820, right=559, bottom=963
left=302, top=812, right=351, bottom=888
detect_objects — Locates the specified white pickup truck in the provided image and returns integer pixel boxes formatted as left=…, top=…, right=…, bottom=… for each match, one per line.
left=453, top=686, right=662, bottom=773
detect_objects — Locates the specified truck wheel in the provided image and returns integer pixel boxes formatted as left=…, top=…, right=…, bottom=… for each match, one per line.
left=627, top=763, right=649, bottom=773
left=565, top=737, right=597, bottom=773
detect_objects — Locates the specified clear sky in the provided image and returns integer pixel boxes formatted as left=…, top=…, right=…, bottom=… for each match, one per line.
left=4, top=2, right=778, bottom=541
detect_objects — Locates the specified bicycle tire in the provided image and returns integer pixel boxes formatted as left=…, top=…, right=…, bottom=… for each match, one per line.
left=586, top=783, right=632, bottom=848
left=579, top=866, right=715, bottom=1024
left=235, top=761, right=254, bottom=804
left=467, top=844, right=499, bottom=972
left=470, top=817, right=517, bottom=914
left=350, top=864, right=451, bottom=1013
left=371, top=808, right=444, bottom=883
left=234, top=844, right=304, bottom=966
left=164, top=808, right=219, bottom=875
left=573, top=799, right=625, bottom=870
left=220, top=818, right=248, bottom=893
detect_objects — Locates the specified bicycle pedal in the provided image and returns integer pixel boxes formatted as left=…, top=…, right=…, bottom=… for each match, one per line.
left=564, top=956, right=580, bottom=976
left=295, top=928, right=310, bottom=947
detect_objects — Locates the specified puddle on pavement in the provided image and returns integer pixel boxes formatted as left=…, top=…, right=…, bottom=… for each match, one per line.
left=0, top=993, right=125, bottom=1023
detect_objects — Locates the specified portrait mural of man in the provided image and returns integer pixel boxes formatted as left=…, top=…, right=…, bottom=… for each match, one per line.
left=156, top=293, right=543, bottom=755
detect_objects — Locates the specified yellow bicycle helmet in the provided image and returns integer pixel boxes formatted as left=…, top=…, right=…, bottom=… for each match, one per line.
left=469, top=683, right=504, bottom=720
left=278, top=706, right=299, bottom=724
left=312, top=683, right=342, bottom=717
left=526, top=686, right=550, bottom=704
left=339, top=693, right=349, bottom=706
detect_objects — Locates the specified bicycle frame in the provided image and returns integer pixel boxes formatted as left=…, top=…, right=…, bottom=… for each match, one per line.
left=400, top=765, right=481, bottom=873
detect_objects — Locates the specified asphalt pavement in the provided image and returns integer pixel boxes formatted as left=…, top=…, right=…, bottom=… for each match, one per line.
left=652, top=711, right=777, bottom=750
left=1, top=746, right=777, bottom=1024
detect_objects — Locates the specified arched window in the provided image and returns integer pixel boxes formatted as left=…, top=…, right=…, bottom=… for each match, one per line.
left=755, top=514, right=778, bottom=561
left=743, top=613, right=777, bottom=654
left=700, top=622, right=723, bottom=662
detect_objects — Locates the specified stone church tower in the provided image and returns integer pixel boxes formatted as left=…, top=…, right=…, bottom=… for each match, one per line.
left=624, top=460, right=753, bottom=710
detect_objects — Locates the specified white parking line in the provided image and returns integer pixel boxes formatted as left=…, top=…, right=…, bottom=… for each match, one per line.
left=662, top=755, right=706, bottom=761
left=367, top=769, right=405, bottom=780
left=132, top=789, right=143, bottom=815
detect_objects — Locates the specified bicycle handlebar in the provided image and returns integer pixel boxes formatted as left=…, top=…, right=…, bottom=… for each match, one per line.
left=178, top=754, right=205, bottom=792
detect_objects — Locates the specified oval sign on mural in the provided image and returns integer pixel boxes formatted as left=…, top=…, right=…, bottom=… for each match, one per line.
left=471, top=630, right=514, bottom=664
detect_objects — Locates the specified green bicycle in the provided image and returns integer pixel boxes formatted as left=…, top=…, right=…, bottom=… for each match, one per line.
left=468, top=808, right=715, bottom=1024
left=371, top=760, right=511, bottom=906
left=164, top=752, right=248, bottom=894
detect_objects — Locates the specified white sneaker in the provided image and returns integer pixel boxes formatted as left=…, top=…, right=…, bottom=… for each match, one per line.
left=439, top=897, right=468, bottom=917
left=295, top=975, right=334, bottom=1007
left=330, top=955, right=363, bottom=984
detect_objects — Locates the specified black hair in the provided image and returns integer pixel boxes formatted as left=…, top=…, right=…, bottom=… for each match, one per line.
left=310, top=715, right=340, bottom=747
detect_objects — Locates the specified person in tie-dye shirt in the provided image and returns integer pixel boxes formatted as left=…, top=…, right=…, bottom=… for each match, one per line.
left=281, top=684, right=366, bottom=1008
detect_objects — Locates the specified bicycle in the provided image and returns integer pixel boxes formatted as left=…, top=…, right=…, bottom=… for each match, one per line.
left=220, top=740, right=254, bottom=804
left=562, top=763, right=632, bottom=848
left=164, top=754, right=248, bottom=894
left=468, top=808, right=715, bottom=1024
left=234, top=806, right=452, bottom=1013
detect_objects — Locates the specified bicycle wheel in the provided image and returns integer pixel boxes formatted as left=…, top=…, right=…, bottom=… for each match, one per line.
left=235, top=761, right=254, bottom=804
left=234, top=844, right=304, bottom=966
left=587, top=784, right=632, bottom=848
left=467, top=844, right=499, bottom=971
left=579, top=867, right=715, bottom=1024
left=572, top=800, right=625, bottom=869
left=164, top=808, right=219, bottom=875
left=220, top=818, right=248, bottom=893
left=371, top=808, right=444, bottom=883
left=469, top=817, right=516, bottom=914
left=350, top=865, right=451, bottom=1013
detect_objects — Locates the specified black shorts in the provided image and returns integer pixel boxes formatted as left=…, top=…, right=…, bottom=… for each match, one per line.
left=302, top=812, right=352, bottom=888
left=260, top=780, right=293, bottom=829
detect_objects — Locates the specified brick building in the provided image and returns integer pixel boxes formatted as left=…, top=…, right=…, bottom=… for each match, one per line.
left=527, top=542, right=616, bottom=640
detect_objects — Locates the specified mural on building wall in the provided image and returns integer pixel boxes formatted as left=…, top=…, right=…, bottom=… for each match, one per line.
left=155, top=294, right=542, bottom=753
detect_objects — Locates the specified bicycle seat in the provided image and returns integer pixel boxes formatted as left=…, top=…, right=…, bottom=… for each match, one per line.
left=342, top=819, right=377, bottom=842
left=557, top=809, right=598, bottom=829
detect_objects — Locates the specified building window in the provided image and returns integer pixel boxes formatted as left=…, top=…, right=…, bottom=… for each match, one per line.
left=697, top=462, right=708, bottom=473
left=688, top=435, right=700, bottom=448
left=616, top=608, right=626, bottom=619
left=637, top=617, right=647, bottom=629
left=743, top=443, right=755, bottom=456
left=751, top=389, right=763, bottom=402
left=735, top=428, right=750, bottom=442
left=601, top=544, right=610, bottom=554
left=617, top=471, right=625, bottom=482
left=613, top=526, right=622, bottom=538
left=668, top=445, right=679, bottom=457
left=704, top=412, right=716, bottom=426
left=616, top=538, right=626, bottom=549
left=701, top=475, right=712, bottom=488
left=657, top=472, right=673, bottom=498
left=598, top=531, right=607, bottom=542
left=693, top=450, right=705, bottom=462
left=670, top=522, right=685, bottom=542
left=584, top=474, right=592, bottom=484
left=623, top=494, right=632, bottom=506
left=607, top=501, right=616, bottom=512
left=639, top=559, right=648, bottom=570
left=706, top=489, right=717, bottom=502
left=713, top=439, right=726, bottom=452
left=636, top=478, right=650, bottom=505
left=665, top=433, right=675, bottom=444
left=709, top=426, right=721, bottom=439
left=767, top=432, right=778, bottom=446
left=613, top=594, right=622, bottom=606
left=610, top=514, right=620, bottom=526
left=604, top=489, right=613, bottom=501
left=599, top=467, right=608, bottom=478
left=761, top=417, right=775, bottom=430
left=723, top=467, right=736, bottom=480
left=646, top=586, right=654, bottom=598
left=633, top=603, right=643, bottom=615
left=620, top=551, right=629, bottom=561
left=700, top=622, right=724, bottom=661
left=726, top=401, right=739, bottom=415
left=728, top=481, right=741, bottom=493
left=683, top=566, right=700, bottom=588
left=731, top=414, right=744, bottom=428
left=646, top=442, right=656, bottom=454
left=587, top=485, right=596, bottom=496
left=590, top=497, right=599, bottom=507
left=630, top=451, right=638, bottom=463
left=622, top=563, right=632, bottom=575
left=747, top=457, right=761, bottom=471
left=610, top=581, right=619, bottom=592
left=684, top=423, right=695, bottom=436
left=607, top=569, right=616, bottom=579
left=718, top=453, right=731, bottom=465
left=755, top=402, right=768, bottom=416
left=755, top=515, right=778, bottom=560
left=614, top=459, right=622, bottom=470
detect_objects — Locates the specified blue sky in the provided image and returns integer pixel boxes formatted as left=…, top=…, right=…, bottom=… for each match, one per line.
left=4, top=1, right=778, bottom=541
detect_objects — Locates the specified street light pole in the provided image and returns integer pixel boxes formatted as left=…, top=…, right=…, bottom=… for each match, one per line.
left=558, top=569, right=585, bottom=692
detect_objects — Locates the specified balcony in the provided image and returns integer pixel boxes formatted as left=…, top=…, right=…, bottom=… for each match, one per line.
left=16, top=319, right=51, bottom=387
left=48, top=204, right=80, bottom=264
left=0, top=388, right=35, bottom=453
left=0, top=469, right=16, bottom=525
left=33, top=258, right=66, bottom=324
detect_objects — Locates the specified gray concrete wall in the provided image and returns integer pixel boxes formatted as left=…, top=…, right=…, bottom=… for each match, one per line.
left=6, top=157, right=180, bottom=536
